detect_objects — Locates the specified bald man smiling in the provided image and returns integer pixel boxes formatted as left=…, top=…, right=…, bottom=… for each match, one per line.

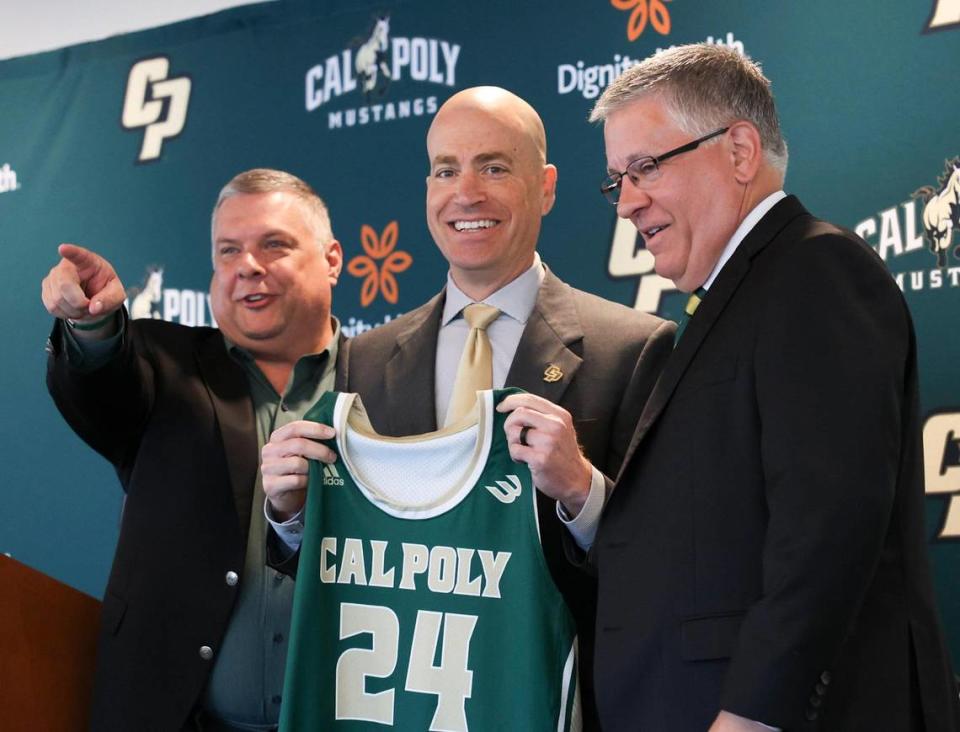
left=261, top=87, right=675, bottom=729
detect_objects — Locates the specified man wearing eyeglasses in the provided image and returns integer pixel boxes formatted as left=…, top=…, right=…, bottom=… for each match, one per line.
left=573, top=43, right=960, bottom=731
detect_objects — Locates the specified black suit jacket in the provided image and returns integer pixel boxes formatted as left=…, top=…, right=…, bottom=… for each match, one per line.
left=46, top=315, right=342, bottom=732
left=593, top=196, right=960, bottom=731
left=340, top=267, right=675, bottom=729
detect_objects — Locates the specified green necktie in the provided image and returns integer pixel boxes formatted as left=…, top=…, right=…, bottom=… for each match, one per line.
left=674, top=286, right=708, bottom=345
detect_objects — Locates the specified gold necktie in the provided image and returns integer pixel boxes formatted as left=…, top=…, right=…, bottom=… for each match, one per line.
left=444, top=303, right=501, bottom=426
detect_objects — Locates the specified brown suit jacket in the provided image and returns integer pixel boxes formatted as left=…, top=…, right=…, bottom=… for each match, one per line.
left=339, top=266, right=675, bottom=729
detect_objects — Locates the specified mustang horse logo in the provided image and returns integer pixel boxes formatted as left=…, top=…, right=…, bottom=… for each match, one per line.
left=128, top=267, right=164, bottom=319
left=911, top=157, right=960, bottom=267
left=354, top=15, right=392, bottom=99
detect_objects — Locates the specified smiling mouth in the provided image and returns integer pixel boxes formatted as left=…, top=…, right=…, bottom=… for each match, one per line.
left=240, top=294, right=272, bottom=305
left=451, top=219, right=498, bottom=232
left=641, top=224, right=668, bottom=243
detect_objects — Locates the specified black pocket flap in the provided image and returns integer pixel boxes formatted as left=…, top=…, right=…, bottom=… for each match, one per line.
left=680, top=611, right=745, bottom=661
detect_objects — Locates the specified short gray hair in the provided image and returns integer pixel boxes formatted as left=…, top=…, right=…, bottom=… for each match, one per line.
left=211, top=168, right=334, bottom=250
left=590, top=44, right=788, bottom=175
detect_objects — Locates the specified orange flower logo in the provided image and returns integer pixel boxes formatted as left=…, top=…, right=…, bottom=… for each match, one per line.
left=611, top=0, right=671, bottom=41
left=347, top=221, right=413, bottom=306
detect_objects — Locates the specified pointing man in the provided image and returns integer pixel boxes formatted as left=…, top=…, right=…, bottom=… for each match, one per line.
left=43, top=169, right=344, bottom=731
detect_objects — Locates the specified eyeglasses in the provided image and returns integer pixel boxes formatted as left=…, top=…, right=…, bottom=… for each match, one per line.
left=600, top=127, right=729, bottom=204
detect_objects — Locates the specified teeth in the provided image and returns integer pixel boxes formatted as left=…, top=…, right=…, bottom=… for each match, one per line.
left=245, top=294, right=266, bottom=302
left=454, top=219, right=497, bottom=231
left=646, top=226, right=664, bottom=237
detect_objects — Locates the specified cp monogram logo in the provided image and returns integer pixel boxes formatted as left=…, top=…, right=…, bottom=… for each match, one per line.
left=121, top=57, right=191, bottom=163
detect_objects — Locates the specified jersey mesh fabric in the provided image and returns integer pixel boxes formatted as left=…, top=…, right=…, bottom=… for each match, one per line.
left=343, top=422, right=479, bottom=510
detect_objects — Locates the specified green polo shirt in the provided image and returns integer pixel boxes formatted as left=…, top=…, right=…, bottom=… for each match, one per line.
left=203, top=323, right=339, bottom=730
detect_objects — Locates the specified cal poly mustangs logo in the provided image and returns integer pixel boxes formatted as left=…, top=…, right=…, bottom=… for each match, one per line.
left=125, top=266, right=215, bottom=326
left=121, top=56, right=192, bottom=163
left=304, top=14, right=461, bottom=130
left=854, top=155, right=960, bottom=294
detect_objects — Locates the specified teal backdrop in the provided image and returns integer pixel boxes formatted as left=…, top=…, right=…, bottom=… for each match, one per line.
left=2, top=0, right=959, bottom=663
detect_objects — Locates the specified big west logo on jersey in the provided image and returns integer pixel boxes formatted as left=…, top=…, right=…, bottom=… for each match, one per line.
left=121, top=56, right=192, bottom=163
left=304, top=15, right=461, bottom=130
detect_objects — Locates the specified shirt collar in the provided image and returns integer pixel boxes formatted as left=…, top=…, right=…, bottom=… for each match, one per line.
left=225, top=317, right=341, bottom=395
left=702, top=190, right=786, bottom=290
left=441, top=252, right=545, bottom=326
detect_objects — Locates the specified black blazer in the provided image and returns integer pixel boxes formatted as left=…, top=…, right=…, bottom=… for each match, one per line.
left=593, top=196, right=960, bottom=731
left=47, top=315, right=343, bottom=731
left=340, top=266, right=675, bottom=730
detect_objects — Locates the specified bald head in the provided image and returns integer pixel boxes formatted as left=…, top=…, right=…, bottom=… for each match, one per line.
left=429, top=86, right=548, bottom=166
left=424, top=86, right=558, bottom=300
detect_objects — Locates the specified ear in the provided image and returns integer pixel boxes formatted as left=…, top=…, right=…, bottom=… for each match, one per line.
left=325, top=240, right=344, bottom=284
left=541, top=164, right=558, bottom=216
left=727, top=121, right=763, bottom=185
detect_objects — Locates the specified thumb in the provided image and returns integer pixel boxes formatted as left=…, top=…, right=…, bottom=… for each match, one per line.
left=87, top=276, right=127, bottom=317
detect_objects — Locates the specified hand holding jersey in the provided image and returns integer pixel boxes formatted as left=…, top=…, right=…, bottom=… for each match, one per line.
left=497, top=392, right=593, bottom=517
left=279, top=389, right=581, bottom=731
left=261, top=419, right=338, bottom=520
left=263, top=391, right=592, bottom=521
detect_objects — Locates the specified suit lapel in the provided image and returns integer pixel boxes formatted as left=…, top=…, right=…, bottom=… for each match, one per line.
left=383, top=292, right=445, bottom=435
left=333, top=331, right=349, bottom=392
left=195, top=332, right=258, bottom=543
left=619, top=196, right=810, bottom=473
left=506, top=268, right=583, bottom=402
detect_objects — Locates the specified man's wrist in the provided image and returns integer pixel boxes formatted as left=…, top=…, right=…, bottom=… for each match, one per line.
left=64, top=312, right=118, bottom=340
left=559, top=458, right=593, bottom=516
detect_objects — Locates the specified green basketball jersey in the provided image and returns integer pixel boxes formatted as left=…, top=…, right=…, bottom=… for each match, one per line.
left=279, top=388, right=579, bottom=731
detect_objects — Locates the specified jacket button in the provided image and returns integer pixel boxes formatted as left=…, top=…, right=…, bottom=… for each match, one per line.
left=815, top=682, right=827, bottom=696
left=805, top=708, right=819, bottom=721
left=199, top=645, right=214, bottom=661
left=225, top=571, right=239, bottom=586
left=809, top=695, right=822, bottom=708
left=820, top=670, right=832, bottom=685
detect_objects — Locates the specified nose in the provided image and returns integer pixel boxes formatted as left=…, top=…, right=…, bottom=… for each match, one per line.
left=237, top=250, right=267, bottom=278
left=615, top=176, right=652, bottom=220
left=453, top=170, right=486, bottom=206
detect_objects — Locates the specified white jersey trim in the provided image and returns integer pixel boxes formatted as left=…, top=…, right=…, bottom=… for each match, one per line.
left=333, top=391, right=495, bottom=520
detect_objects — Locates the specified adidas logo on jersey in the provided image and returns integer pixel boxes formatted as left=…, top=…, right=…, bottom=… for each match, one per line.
left=485, top=474, right=522, bottom=504
left=323, top=464, right=345, bottom=487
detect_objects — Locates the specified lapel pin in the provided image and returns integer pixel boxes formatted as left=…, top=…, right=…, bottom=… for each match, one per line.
left=543, top=364, right=563, bottom=383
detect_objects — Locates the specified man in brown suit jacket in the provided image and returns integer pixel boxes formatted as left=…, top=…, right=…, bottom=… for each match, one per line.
left=261, top=87, right=674, bottom=729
